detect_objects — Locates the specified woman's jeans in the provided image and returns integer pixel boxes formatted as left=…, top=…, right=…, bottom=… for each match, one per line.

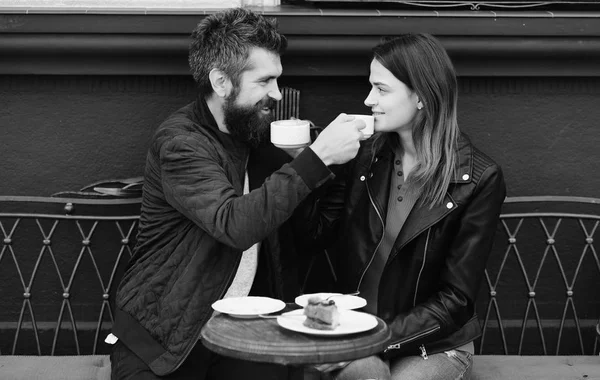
left=331, top=349, right=473, bottom=380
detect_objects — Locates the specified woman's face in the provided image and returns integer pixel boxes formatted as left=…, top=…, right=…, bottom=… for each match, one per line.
left=364, top=59, right=420, bottom=134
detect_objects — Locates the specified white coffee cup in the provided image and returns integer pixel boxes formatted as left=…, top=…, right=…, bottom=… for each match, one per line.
left=348, top=114, right=374, bottom=139
left=270, top=119, right=311, bottom=148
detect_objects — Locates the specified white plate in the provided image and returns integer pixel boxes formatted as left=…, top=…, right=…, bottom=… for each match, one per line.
left=277, top=309, right=378, bottom=336
left=211, top=296, right=285, bottom=318
left=295, top=293, right=367, bottom=310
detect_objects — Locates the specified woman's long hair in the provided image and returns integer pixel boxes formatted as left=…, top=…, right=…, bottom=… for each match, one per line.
left=373, top=34, right=459, bottom=208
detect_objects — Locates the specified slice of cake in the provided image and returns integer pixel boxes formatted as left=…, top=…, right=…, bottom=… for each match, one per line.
left=303, top=296, right=340, bottom=330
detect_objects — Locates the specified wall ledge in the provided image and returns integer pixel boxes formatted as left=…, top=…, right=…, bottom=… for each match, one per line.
left=1, top=6, right=599, bottom=76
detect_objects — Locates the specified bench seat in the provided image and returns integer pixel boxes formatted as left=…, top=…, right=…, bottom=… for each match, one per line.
left=1, top=355, right=598, bottom=380
left=0, top=355, right=110, bottom=380
left=472, top=355, right=600, bottom=380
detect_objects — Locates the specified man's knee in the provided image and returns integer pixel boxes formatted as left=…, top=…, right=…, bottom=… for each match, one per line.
left=208, top=356, right=288, bottom=380
left=110, top=341, right=160, bottom=380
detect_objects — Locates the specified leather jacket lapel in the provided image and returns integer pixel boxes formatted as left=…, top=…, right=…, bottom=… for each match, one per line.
left=389, top=134, right=473, bottom=253
left=367, top=144, right=394, bottom=223
left=393, top=193, right=456, bottom=253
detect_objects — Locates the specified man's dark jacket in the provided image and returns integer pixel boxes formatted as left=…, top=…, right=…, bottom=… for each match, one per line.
left=112, top=99, right=332, bottom=376
left=308, top=133, right=506, bottom=359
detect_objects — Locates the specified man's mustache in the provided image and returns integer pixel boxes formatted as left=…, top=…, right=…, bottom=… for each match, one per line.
left=258, top=97, right=276, bottom=110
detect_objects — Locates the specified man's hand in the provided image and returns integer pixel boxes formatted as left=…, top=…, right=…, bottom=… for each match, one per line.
left=309, top=114, right=366, bottom=166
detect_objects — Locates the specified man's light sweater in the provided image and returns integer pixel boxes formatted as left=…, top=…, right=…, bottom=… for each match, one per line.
left=222, top=170, right=259, bottom=299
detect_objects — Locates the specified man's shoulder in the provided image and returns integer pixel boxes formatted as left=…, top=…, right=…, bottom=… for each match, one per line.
left=152, top=102, right=212, bottom=146
left=157, top=102, right=197, bottom=133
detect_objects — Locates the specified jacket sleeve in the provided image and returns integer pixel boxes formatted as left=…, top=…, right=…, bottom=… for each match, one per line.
left=159, top=135, right=333, bottom=250
left=388, top=163, right=507, bottom=347
left=291, top=162, right=350, bottom=249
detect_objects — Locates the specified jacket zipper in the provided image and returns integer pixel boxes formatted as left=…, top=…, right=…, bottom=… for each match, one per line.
left=355, top=177, right=385, bottom=294
left=383, top=325, right=441, bottom=353
left=419, top=345, right=429, bottom=360
left=413, top=228, right=431, bottom=307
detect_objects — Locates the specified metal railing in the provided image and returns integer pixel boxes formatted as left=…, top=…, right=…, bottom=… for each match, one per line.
left=0, top=196, right=140, bottom=355
left=479, top=196, right=600, bottom=355
left=1, top=195, right=598, bottom=356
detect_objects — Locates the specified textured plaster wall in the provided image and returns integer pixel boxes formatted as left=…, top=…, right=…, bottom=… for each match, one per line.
left=1, top=74, right=599, bottom=355
left=286, top=76, right=600, bottom=198
left=1, top=75, right=599, bottom=197
left=0, top=76, right=193, bottom=195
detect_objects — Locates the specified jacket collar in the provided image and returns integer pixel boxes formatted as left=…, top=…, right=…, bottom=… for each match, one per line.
left=191, top=96, right=249, bottom=162
left=364, top=132, right=474, bottom=253
left=366, top=132, right=473, bottom=184
left=451, top=134, right=473, bottom=184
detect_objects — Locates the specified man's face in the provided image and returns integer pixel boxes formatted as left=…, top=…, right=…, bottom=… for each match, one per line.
left=223, top=48, right=283, bottom=147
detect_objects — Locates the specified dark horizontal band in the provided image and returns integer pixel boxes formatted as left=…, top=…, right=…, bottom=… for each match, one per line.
left=1, top=8, right=599, bottom=76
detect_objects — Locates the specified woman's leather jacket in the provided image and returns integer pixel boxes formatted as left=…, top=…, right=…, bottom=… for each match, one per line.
left=310, top=133, right=506, bottom=360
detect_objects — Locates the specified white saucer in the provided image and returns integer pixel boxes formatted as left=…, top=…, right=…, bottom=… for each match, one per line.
left=211, top=296, right=285, bottom=318
left=273, top=142, right=310, bottom=149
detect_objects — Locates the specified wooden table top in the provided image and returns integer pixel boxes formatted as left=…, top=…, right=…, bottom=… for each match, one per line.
left=200, top=310, right=391, bottom=366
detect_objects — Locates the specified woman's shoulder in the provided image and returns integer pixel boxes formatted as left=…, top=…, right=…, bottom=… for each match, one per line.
left=458, top=133, right=500, bottom=167
left=459, top=133, right=503, bottom=176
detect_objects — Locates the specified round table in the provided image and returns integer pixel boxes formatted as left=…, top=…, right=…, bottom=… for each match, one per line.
left=201, top=309, right=391, bottom=379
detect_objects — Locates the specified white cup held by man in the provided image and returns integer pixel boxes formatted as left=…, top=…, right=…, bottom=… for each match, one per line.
left=348, top=114, right=374, bottom=139
left=270, top=119, right=311, bottom=149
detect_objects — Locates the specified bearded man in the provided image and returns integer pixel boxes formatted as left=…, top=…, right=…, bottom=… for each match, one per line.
left=109, top=7, right=365, bottom=380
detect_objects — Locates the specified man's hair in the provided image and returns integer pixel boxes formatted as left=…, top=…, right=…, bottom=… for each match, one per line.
left=189, top=8, right=287, bottom=95
left=372, top=34, right=459, bottom=208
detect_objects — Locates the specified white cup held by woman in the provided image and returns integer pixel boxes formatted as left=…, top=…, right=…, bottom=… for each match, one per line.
left=348, top=114, right=374, bottom=139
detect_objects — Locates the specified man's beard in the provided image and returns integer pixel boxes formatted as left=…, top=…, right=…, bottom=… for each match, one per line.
left=223, top=93, right=276, bottom=148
